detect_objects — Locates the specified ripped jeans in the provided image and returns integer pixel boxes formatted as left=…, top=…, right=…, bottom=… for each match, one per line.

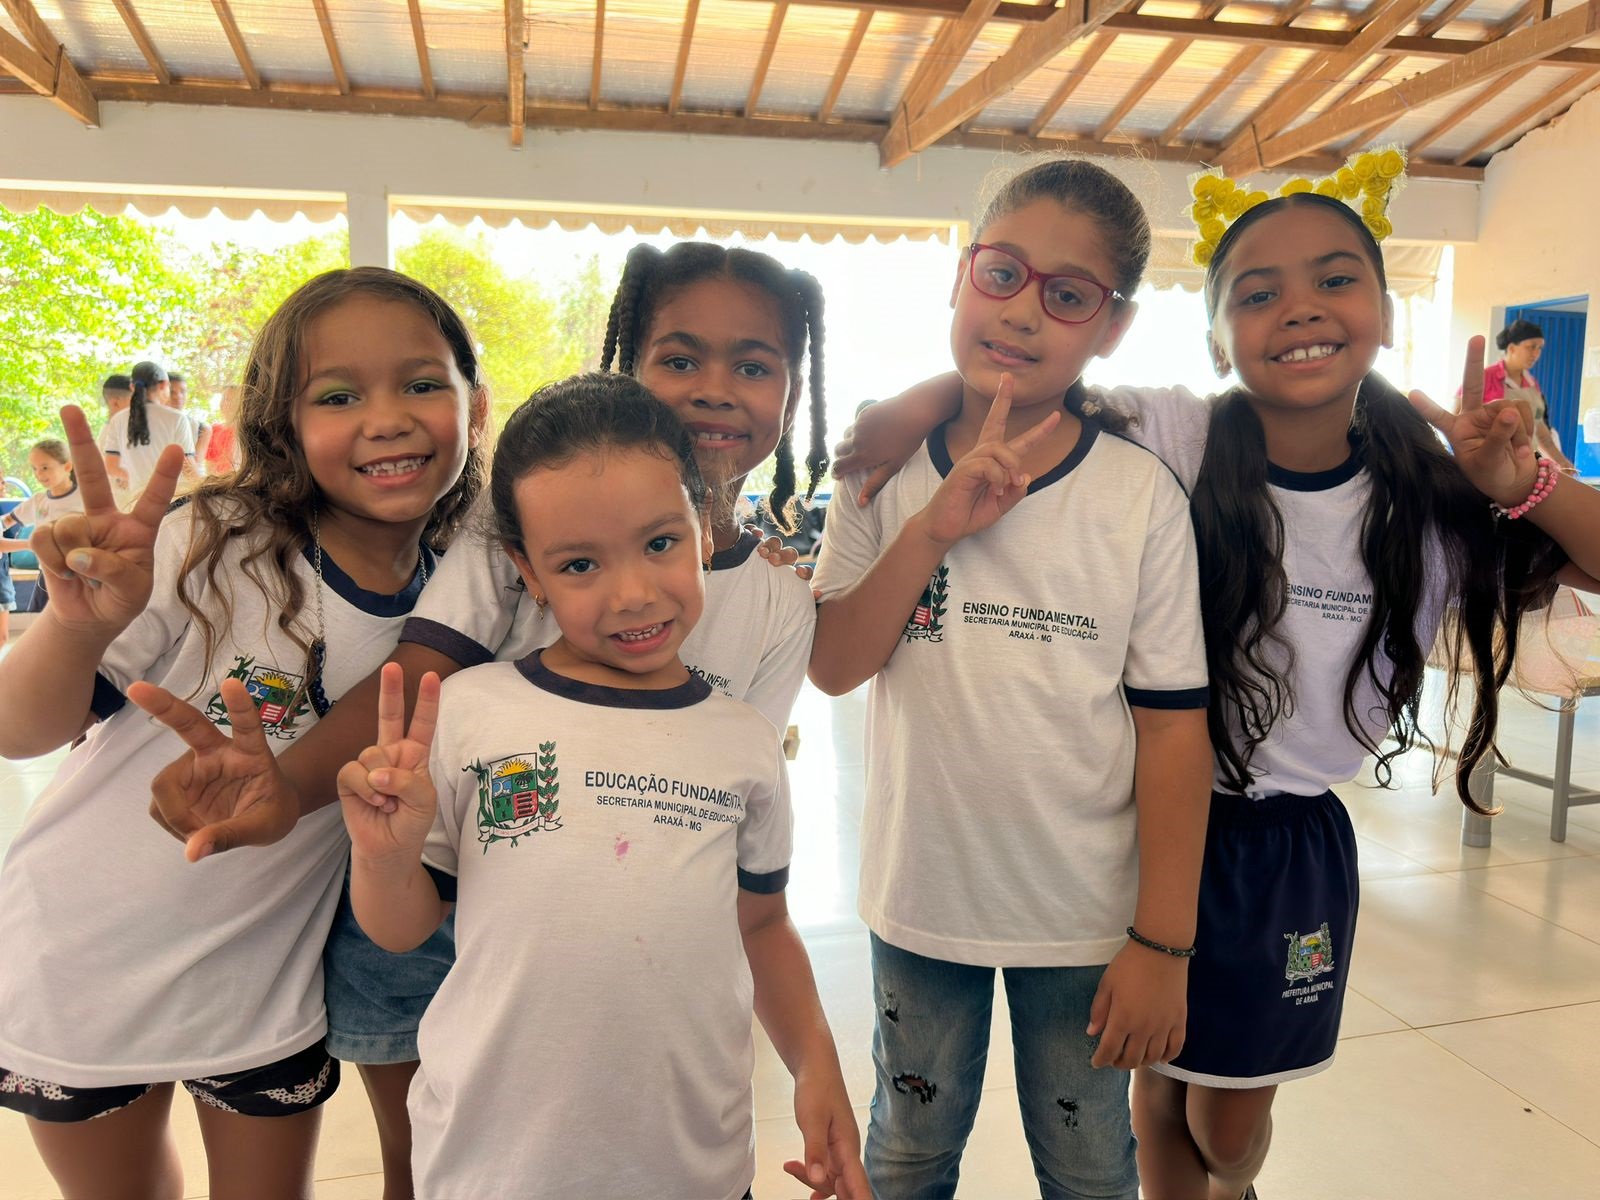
left=864, top=933, right=1138, bottom=1200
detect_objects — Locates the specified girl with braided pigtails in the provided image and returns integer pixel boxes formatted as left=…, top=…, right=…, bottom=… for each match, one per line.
left=137, top=240, right=830, bottom=1200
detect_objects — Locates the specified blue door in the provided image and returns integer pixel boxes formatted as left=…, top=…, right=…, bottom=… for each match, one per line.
left=1505, top=301, right=1590, bottom=475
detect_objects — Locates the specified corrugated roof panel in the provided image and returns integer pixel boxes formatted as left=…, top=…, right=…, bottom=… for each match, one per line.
left=930, top=15, right=1028, bottom=107
left=525, top=3, right=602, bottom=105
left=831, top=14, right=940, bottom=123
left=591, top=0, right=685, bottom=108
left=675, top=1, right=780, bottom=113
left=1434, top=63, right=1593, bottom=160
left=30, top=0, right=147, bottom=76
left=757, top=4, right=896, bottom=117
left=407, top=0, right=505, bottom=97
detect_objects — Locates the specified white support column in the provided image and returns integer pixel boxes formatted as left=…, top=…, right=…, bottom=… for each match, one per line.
left=346, top=185, right=391, bottom=267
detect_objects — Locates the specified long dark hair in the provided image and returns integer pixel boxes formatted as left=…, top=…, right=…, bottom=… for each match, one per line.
left=599, top=242, right=825, bottom=533
left=128, top=360, right=167, bottom=446
left=490, top=372, right=708, bottom=553
left=1196, top=194, right=1564, bottom=809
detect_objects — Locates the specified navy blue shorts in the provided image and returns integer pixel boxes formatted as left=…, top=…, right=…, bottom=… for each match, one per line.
left=323, top=872, right=456, bottom=1065
left=1153, top=789, right=1358, bottom=1089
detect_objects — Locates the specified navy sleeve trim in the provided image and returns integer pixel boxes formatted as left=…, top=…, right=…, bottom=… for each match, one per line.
left=89, top=671, right=127, bottom=720
left=738, top=864, right=790, bottom=894
left=1125, top=685, right=1210, bottom=710
left=424, top=863, right=458, bottom=902
left=399, top=617, right=494, bottom=668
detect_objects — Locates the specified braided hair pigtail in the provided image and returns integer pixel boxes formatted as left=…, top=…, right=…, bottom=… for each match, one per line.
left=602, top=245, right=662, bottom=376
left=797, top=270, right=829, bottom=501
left=128, top=379, right=151, bottom=446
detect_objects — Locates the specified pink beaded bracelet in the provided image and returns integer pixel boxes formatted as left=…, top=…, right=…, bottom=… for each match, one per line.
left=1492, top=456, right=1559, bottom=520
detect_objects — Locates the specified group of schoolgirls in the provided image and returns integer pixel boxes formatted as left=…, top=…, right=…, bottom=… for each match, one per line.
left=0, top=150, right=1597, bottom=1200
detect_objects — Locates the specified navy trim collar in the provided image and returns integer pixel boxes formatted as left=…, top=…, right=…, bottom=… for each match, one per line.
left=514, top=649, right=713, bottom=709
left=710, top=527, right=761, bottom=571
left=1266, top=434, right=1366, bottom=492
left=297, top=542, right=434, bottom=617
left=929, top=385, right=1099, bottom=496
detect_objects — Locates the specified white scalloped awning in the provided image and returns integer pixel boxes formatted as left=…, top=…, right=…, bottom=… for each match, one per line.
left=0, top=180, right=346, bottom=222
left=1146, top=234, right=1443, bottom=300
left=391, top=194, right=959, bottom=246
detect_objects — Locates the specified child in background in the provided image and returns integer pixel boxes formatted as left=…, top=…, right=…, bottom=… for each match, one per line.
left=100, top=360, right=197, bottom=494
left=811, top=158, right=1212, bottom=1200
left=0, top=439, right=85, bottom=612
left=339, top=373, right=865, bottom=1199
left=0, top=266, right=485, bottom=1200
left=96, top=373, right=133, bottom=488
left=165, top=371, right=215, bottom=469
left=205, top=384, right=243, bottom=475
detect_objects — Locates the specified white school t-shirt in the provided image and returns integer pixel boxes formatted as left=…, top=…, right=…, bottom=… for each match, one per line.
left=99, top=403, right=196, bottom=496
left=0, top=503, right=430, bottom=1087
left=1096, top=384, right=1450, bottom=798
left=5, top=485, right=85, bottom=528
left=813, top=422, right=1209, bottom=967
left=410, top=653, right=791, bottom=1200
left=400, top=508, right=815, bottom=729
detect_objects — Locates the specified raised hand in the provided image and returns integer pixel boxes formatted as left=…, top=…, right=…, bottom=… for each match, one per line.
left=338, top=662, right=441, bottom=863
left=920, top=374, right=1060, bottom=547
left=131, top=677, right=302, bottom=862
left=33, top=405, right=183, bottom=638
left=1410, top=335, right=1538, bottom=508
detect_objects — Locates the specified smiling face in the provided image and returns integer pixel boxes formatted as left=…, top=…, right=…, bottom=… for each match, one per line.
left=949, top=198, right=1134, bottom=414
left=291, top=294, right=481, bottom=533
left=28, top=449, right=72, bottom=494
left=1207, top=201, right=1394, bottom=413
left=633, top=277, right=797, bottom=496
left=508, top=446, right=709, bottom=690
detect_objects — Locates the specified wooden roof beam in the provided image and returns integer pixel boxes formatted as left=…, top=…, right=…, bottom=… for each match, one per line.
left=0, top=0, right=99, bottom=124
left=311, top=0, right=350, bottom=95
left=1093, top=0, right=1226, bottom=140
left=110, top=0, right=170, bottom=86
left=1026, top=30, right=1115, bottom=138
left=506, top=0, right=525, bottom=146
left=879, top=0, right=1003, bottom=164
left=819, top=9, right=874, bottom=123
left=1452, top=66, right=1600, bottom=163
left=407, top=0, right=436, bottom=101
left=745, top=2, right=787, bottom=116
left=1158, top=0, right=1313, bottom=147
left=668, top=0, right=701, bottom=118
left=1405, top=68, right=1535, bottom=155
left=1217, top=0, right=1432, bottom=175
left=210, top=0, right=262, bottom=89
left=590, top=0, right=605, bottom=109
left=879, top=0, right=1136, bottom=167
left=1253, top=0, right=1600, bottom=168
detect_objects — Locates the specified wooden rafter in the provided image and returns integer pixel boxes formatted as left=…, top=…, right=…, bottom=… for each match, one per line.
left=110, top=0, right=170, bottom=86
left=1159, top=0, right=1313, bottom=147
left=590, top=0, right=605, bottom=109
left=210, top=0, right=262, bottom=90
left=1331, top=0, right=1482, bottom=120
left=879, top=0, right=1002, bottom=165
left=745, top=2, right=787, bottom=116
left=1452, top=66, right=1600, bottom=163
left=311, top=0, right=350, bottom=96
left=1217, top=0, right=1432, bottom=175
left=1093, top=0, right=1226, bottom=140
left=880, top=0, right=1135, bottom=167
left=1253, top=0, right=1600, bottom=168
left=505, top=0, right=525, bottom=146
left=1026, top=31, right=1115, bottom=138
left=0, top=0, right=99, bottom=124
left=1406, top=67, right=1536, bottom=155
left=407, top=0, right=436, bottom=101
left=668, top=0, right=701, bottom=118
left=819, top=10, right=873, bottom=124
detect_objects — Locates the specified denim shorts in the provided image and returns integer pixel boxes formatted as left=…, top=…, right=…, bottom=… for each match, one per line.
left=323, top=872, right=456, bottom=1065
left=0, top=554, right=14, bottom=611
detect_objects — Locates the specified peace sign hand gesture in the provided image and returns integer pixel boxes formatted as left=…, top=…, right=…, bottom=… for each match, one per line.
left=920, top=374, right=1060, bottom=547
left=338, top=663, right=442, bottom=864
left=33, top=405, right=184, bottom=639
left=1409, top=336, right=1539, bottom=508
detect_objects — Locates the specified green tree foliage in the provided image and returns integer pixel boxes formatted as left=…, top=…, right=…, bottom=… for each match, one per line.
left=394, top=227, right=613, bottom=429
left=0, top=205, right=195, bottom=467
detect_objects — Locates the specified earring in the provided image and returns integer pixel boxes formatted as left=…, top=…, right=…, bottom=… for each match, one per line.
left=533, top=593, right=548, bottom=613
left=702, top=559, right=712, bottom=574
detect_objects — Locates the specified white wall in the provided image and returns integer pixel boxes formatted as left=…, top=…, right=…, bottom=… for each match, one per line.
left=0, top=98, right=1478, bottom=254
left=1452, top=89, right=1600, bottom=456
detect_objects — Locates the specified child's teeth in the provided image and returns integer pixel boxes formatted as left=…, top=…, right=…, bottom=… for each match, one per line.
left=1281, top=345, right=1336, bottom=362
left=617, top=624, right=662, bottom=642
left=361, top=456, right=426, bottom=475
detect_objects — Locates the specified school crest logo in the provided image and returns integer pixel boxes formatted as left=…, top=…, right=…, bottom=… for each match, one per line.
left=204, top=655, right=311, bottom=740
left=903, top=564, right=949, bottom=643
left=1283, top=923, right=1336, bottom=983
left=468, top=743, right=561, bottom=850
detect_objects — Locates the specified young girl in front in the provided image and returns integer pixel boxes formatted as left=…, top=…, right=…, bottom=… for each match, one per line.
left=0, top=266, right=485, bottom=1200
left=834, top=160, right=1600, bottom=1200
left=131, top=241, right=829, bottom=1199
left=338, top=373, right=866, bottom=1199
left=810, top=159, right=1213, bottom=1200
left=1, top=439, right=85, bottom=612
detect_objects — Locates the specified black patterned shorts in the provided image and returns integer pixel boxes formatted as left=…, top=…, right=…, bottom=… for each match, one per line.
left=0, top=1038, right=339, bottom=1123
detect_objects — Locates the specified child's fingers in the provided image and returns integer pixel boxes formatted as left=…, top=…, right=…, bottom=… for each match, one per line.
left=835, top=1152, right=872, bottom=1200
left=28, top=521, right=76, bottom=582
left=407, top=672, right=442, bottom=754
left=858, top=463, right=895, bottom=506
left=128, top=682, right=227, bottom=755
left=57, top=405, right=117, bottom=517
left=368, top=766, right=433, bottom=815
left=1407, top=389, right=1454, bottom=435
left=977, top=373, right=1014, bottom=443
left=337, top=760, right=376, bottom=806
left=376, top=661, right=407, bottom=747
left=214, top=678, right=274, bottom=759
left=1007, top=406, right=1062, bottom=455
left=185, top=802, right=292, bottom=863
left=126, top=444, right=184, bottom=531
left=51, top=546, right=143, bottom=601
left=1458, top=335, right=1487, bottom=413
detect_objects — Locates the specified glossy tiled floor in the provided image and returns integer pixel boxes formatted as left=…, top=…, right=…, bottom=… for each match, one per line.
left=2, top=666, right=1598, bottom=1199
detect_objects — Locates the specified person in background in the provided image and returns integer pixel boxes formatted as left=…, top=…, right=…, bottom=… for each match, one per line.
left=100, top=361, right=197, bottom=494
left=97, top=374, right=133, bottom=476
left=1483, top=319, right=1576, bottom=470
left=1, top=439, right=84, bottom=614
left=203, top=385, right=242, bottom=476
left=165, top=371, right=214, bottom=470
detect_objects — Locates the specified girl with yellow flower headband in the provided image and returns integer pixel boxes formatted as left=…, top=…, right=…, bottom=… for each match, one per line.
left=828, top=152, right=1600, bottom=1200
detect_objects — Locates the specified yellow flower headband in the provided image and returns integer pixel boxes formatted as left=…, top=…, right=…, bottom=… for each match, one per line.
left=1188, top=148, right=1407, bottom=267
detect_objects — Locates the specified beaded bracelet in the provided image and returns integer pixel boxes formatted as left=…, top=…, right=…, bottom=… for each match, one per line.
left=1492, top=455, right=1558, bottom=520
left=1126, top=926, right=1196, bottom=959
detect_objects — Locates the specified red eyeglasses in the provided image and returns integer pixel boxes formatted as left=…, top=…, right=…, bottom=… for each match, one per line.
left=966, top=243, right=1125, bottom=325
